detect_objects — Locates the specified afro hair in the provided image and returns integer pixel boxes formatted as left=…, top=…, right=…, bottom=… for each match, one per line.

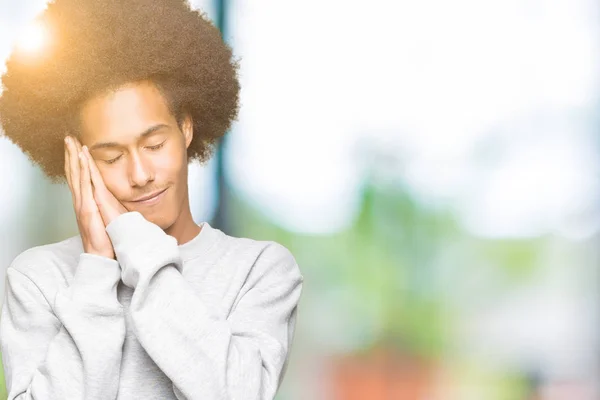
left=0, top=0, right=240, bottom=184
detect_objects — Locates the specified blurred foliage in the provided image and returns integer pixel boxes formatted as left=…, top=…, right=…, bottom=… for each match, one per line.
left=229, top=177, right=545, bottom=363
left=0, top=176, right=548, bottom=399
left=0, top=366, right=4, bottom=400
left=472, top=239, right=545, bottom=282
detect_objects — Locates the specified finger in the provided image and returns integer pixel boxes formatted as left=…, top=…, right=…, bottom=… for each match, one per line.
left=83, top=146, right=113, bottom=223
left=72, top=139, right=87, bottom=194
left=83, top=146, right=106, bottom=192
left=64, top=137, right=71, bottom=188
left=68, top=137, right=81, bottom=191
left=79, top=149, right=96, bottom=214
left=66, top=137, right=82, bottom=209
left=72, top=137, right=84, bottom=169
left=72, top=136, right=83, bottom=153
left=64, top=139, right=76, bottom=206
left=74, top=139, right=83, bottom=153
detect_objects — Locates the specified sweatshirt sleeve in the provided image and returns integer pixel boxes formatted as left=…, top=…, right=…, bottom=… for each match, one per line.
left=106, top=212, right=304, bottom=400
left=0, top=252, right=126, bottom=400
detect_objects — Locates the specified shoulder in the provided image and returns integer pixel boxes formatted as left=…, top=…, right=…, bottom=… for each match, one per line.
left=217, top=236, right=304, bottom=317
left=218, top=233, right=304, bottom=285
left=7, top=235, right=81, bottom=291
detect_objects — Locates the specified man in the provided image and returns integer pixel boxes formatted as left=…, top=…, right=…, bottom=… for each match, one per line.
left=0, top=1, right=303, bottom=399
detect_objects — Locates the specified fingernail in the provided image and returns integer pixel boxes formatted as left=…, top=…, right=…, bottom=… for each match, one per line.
left=65, top=137, right=69, bottom=144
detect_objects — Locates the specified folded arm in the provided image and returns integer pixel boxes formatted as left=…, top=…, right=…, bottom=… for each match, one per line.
left=107, top=212, right=304, bottom=400
left=0, top=253, right=126, bottom=399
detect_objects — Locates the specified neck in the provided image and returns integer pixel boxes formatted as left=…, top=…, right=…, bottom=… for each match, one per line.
left=164, top=195, right=201, bottom=245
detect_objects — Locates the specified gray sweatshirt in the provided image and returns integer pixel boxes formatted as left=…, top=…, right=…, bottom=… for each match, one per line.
left=0, top=211, right=303, bottom=400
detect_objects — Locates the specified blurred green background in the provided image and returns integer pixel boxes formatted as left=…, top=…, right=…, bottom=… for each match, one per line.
left=1, top=0, right=599, bottom=399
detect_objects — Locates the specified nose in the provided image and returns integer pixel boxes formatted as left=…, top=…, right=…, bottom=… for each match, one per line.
left=127, top=151, right=154, bottom=187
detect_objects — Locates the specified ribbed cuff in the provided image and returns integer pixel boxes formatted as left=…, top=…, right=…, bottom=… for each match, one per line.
left=106, top=211, right=166, bottom=250
left=70, top=253, right=122, bottom=307
left=105, top=211, right=182, bottom=288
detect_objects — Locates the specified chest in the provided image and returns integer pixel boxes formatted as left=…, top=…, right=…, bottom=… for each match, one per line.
left=111, top=264, right=240, bottom=399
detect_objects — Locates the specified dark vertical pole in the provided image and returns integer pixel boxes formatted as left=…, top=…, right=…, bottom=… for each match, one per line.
left=211, top=0, right=231, bottom=234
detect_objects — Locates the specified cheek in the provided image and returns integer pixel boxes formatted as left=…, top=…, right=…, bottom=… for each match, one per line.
left=156, top=147, right=186, bottom=175
left=98, top=168, right=128, bottom=198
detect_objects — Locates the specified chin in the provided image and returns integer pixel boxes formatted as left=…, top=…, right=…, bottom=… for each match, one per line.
left=144, top=210, right=176, bottom=231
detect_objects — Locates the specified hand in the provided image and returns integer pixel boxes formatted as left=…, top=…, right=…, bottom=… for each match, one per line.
left=80, top=144, right=128, bottom=226
left=64, top=135, right=119, bottom=259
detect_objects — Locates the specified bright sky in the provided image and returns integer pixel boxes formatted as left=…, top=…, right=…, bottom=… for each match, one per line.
left=1, top=0, right=599, bottom=238
left=228, top=0, right=600, bottom=238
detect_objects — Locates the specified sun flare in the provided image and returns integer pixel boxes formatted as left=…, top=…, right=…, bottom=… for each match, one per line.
left=16, top=21, right=49, bottom=55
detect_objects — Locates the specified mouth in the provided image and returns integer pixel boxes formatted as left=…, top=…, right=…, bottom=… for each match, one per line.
left=131, top=188, right=168, bottom=205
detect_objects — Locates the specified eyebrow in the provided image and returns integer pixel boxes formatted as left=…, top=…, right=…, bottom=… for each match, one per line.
left=89, top=124, right=169, bottom=151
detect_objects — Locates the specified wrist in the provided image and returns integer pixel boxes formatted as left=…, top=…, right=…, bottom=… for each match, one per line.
left=70, top=253, right=122, bottom=307
left=85, top=250, right=115, bottom=260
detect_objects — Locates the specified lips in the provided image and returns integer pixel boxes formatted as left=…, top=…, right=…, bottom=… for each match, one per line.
left=132, top=188, right=167, bottom=202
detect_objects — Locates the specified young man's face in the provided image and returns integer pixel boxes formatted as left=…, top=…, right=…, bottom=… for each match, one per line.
left=77, top=80, right=192, bottom=230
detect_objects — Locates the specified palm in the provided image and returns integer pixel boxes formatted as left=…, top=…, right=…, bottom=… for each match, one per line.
left=65, top=136, right=116, bottom=260
left=77, top=202, right=115, bottom=259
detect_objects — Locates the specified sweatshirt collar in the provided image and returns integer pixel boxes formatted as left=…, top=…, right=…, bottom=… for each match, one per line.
left=178, top=221, right=222, bottom=262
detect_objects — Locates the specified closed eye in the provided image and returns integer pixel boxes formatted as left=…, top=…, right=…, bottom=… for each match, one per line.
left=104, top=141, right=165, bottom=164
left=147, top=141, right=165, bottom=150
left=105, top=155, right=122, bottom=164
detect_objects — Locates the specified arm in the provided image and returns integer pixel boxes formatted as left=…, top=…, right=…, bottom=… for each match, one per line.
left=106, top=212, right=304, bottom=400
left=0, top=253, right=126, bottom=399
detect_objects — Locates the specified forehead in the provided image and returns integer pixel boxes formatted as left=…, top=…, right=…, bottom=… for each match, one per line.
left=78, top=80, right=175, bottom=144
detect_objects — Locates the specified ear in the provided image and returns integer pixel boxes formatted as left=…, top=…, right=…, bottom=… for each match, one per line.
left=181, top=114, right=194, bottom=149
